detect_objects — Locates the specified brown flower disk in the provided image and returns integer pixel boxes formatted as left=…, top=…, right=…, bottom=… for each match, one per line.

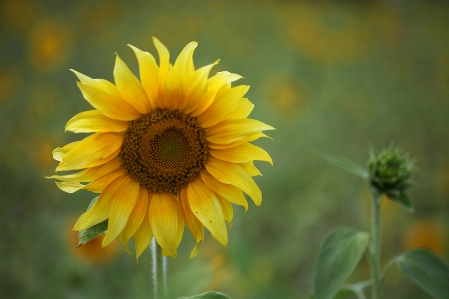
left=121, top=108, right=208, bottom=193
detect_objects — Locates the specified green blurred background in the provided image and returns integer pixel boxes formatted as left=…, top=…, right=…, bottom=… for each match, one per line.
left=1, top=0, right=449, bottom=298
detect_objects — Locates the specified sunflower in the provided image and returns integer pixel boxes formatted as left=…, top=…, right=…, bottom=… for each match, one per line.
left=48, top=37, right=274, bottom=259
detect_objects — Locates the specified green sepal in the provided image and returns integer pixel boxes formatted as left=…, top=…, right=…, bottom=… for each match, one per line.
left=313, top=227, right=370, bottom=299
left=386, top=192, right=414, bottom=213
left=77, top=196, right=109, bottom=247
left=396, top=249, right=449, bottom=299
left=179, top=291, right=231, bottom=299
left=323, top=154, right=368, bottom=181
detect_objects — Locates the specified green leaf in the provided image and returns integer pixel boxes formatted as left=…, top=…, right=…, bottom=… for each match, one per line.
left=179, top=291, right=231, bottom=299
left=387, top=192, right=414, bottom=213
left=324, top=154, right=368, bottom=181
left=396, top=249, right=449, bottom=299
left=78, top=219, right=108, bottom=247
left=313, top=227, right=370, bottom=299
left=77, top=196, right=108, bottom=247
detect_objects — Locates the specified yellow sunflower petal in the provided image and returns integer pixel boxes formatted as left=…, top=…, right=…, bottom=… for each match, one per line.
left=128, top=44, right=160, bottom=109
left=182, top=60, right=219, bottom=114
left=56, top=133, right=123, bottom=171
left=52, top=141, right=80, bottom=162
left=102, top=177, right=140, bottom=247
left=190, top=71, right=243, bottom=117
left=198, top=85, right=250, bottom=128
left=206, top=118, right=275, bottom=145
left=114, top=54, right=151, bottom=114
left=47, top=158, right=122, bottom=183
left=56, top=168, right=126, bottom=194
left=200, top=171, right=248, bottom=211
left=119, top=188, right=149, bottom=252
left=149, top=192, right=179, bottom=258
left=205, top=156, right=262, bottom=206
left=175, top=203, right=185, bottom=247
left=209, top=143, right=273, bottom=165
left=216, top=194, right=233, bottom=224
left=187, top=179, right=228, bottom=246
left=65, top=110, right=129, bottom=133
left=83, top=167, right=127, bottom=193
left=153, top=37, right=170, bottom=84
left=227, top=97, right=254, bottom=119
left=240, top=161, right=262, bottom=177
left=159, top=67, right=185, bottom=110
left=134, top=194, right=154, bottom=261
left=208, top=132, right=271, bottom=150
left=73, top=175, right=127, bottom=231
left=178, top=188, right=204, bottom=243
left=72, top=70, right=141, bottom=121
left=173, top=41, right=197, bottom=78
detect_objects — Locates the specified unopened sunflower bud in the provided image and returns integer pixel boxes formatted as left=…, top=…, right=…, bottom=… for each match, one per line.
left=368, top=146, right=414, bottom=196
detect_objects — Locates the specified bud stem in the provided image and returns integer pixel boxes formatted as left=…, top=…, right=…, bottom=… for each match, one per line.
left=369, top=190, right=382, bottom=299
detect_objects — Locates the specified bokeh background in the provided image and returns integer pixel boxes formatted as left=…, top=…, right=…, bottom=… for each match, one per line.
left=1, top=0, right=449, bottom=298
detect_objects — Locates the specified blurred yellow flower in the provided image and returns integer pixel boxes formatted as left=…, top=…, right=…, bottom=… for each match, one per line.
left=403, top=220, right=447, bottom=256
left=48, top=37, right=274, bottom=260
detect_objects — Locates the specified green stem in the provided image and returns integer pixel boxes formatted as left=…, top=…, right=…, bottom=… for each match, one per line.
left=151, top=239, right=168, bottom=299
left=369, top=190, right=382, bottom=299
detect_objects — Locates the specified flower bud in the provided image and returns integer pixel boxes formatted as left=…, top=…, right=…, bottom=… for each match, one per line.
left=368, top=146, right=414, bottom=197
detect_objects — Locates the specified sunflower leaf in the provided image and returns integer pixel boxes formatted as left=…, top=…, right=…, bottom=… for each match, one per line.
left=323, top=154, right=368, bottom=181
left=77, top=196, right=108, bottom=247
left=179, top=291, right=231, bottom=299
left=313, top=227, right=370, bottom=299
left=396, top=249, right=449, bottom=299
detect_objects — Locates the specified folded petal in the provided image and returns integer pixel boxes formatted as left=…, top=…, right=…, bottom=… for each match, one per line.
left=159, top=68, right=185, bottom=110
left=55, top=167, right=126, bottom=193
left=52, top=141, right=80, bottom=162
left=119, top=187, right=149, bottom=252
left=198, top=85, right=250, bottom=128
left=48, top=158, right=122, bottom=183
left=182, top=61, right=219, bottom=114
left=178, top=188, right=204, bottom=243
left=227, top=97, right=254, bottom=119
left=205, top=156, right=262, bottom=206
left=216, top=194, right=233, bottom=224
left=187, top=179, right=228, bottom=246
left=149, top=192, right=179, bottom=258
left=56, top=133, right=124, bottom=171
left=173, top=41, right=197, bottom=78
left=190, top=71, right=243, bottom=117
left=73, top=175, right=127, bottom=231
left=128, top=44, right=160, bottom=109
left=153, top=37, right=170, bottom=84
left=102, top=177, right=140, bottom=246
left=209, top=143, right=273, bottom=165
left=240, top=161, right=262, bottom=177
left=65, top=110, right=129, bottom=133
left=134, top=194, right=154, bottom=261
left=113, top=54, right=150, bottom=114
left=72, top=70, right=141, bottom=121
left=200, top=171, right=248, bottom=211
left=206, top=118, right=275, bottom=145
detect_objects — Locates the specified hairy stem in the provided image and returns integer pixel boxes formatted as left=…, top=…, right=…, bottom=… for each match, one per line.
left=151, top=239, right=167, bottom=299
left=369, top=190, right=382, bottom=299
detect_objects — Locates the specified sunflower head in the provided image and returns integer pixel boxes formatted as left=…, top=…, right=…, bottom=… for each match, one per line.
left=47, top=37, right=274, bottom=260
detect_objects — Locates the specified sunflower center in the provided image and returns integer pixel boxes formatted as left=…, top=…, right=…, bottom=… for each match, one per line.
left=120, top=108, right=208, bottom=193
